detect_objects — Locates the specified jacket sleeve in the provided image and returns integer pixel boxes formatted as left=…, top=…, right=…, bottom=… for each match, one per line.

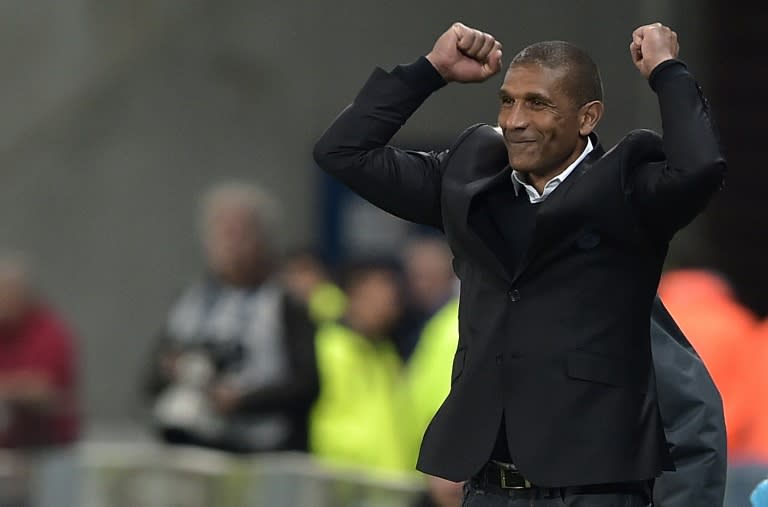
left=629, top=60, right=726, bottom=240
left=651, top=296, right=727, bottom=507
left=313, top=57, right=448, bottom=230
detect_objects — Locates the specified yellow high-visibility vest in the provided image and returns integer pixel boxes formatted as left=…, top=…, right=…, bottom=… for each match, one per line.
left=309, top=322, right=410, bottom=472
left=402, top=299, right=459, bottom=466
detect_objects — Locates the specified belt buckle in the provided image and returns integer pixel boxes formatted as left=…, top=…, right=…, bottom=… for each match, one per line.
left=493, top=461, right=532, bottom=490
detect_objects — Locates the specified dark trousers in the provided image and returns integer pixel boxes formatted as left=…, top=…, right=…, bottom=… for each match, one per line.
left=462, top=479, right=653, bottom=506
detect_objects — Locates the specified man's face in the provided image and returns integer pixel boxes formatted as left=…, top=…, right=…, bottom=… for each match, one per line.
left=404, top=243, right=454, bottom=310
left=204, top=206, right=267, bottom=284
left=497, top=63, right=585, bottom=176
left=280, top=256, right=325, bottom=303
left=346, top=271, right=401, bottom=337
left=0, top=275, right=30, bottom=327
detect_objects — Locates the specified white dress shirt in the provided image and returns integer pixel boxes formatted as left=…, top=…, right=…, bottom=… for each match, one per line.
left=511, top=138, right=594, bottom=203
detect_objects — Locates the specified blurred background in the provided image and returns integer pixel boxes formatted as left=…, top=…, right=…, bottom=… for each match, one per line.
left=0, top=0, right=766, bottom=506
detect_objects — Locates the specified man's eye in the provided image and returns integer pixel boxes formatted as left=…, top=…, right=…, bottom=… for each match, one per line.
left=500, top=96, right=513, bottom=105
left=530, top=99, right=546, bottom=108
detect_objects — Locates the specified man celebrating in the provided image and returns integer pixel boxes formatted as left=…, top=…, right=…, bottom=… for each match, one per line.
left=315, top=22, right=725, bottom=506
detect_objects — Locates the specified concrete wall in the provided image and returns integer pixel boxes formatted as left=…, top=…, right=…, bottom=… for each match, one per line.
left=0, top=1, right=713, bottom=425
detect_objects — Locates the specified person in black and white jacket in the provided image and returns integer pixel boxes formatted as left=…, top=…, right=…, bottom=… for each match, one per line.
left=144, top=181, right=318, bottom=454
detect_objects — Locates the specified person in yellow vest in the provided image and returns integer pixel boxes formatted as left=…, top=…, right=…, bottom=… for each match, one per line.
left=309, top=259, right=411, bottom=472
left=403, top=299, right=458, bottom=466
left=404, top=298, right=462, bottom=507
left=400, top=236, right=463, bottom=506
left=397, top=236, right=459, bottom=360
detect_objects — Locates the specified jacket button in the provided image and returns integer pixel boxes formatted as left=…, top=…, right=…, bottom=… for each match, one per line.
left=495, top=354, right=503, bottom=365
left=508, top=289, right=521, bottom=302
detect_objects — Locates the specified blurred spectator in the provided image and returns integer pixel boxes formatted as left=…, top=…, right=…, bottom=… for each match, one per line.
left=396, top=236, right=457, bottom=360
left=747, top=320, right=768, bottom=463
left=144, top=181, right=318, bottom=454
left=0, top=253, right=80, bottom=507
left=725, top=319, right=768, bottom=506
left=403, top=299, right=458, bottom=459
left=309, top=258, right=411, bottom=472
left=658, top=268, right=759, bottom=460
left=279, top=247, right=346, bottom=324
left=397, top=237, right=461, bottom=505
left=404, top=298, right=462, bottom=507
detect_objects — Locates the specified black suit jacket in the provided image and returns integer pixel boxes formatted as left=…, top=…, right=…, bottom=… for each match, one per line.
left=314, top=57, right=725, bottom=488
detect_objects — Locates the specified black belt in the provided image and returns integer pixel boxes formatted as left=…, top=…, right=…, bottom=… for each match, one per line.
left=479, top=460, right=532, bottom=490
left=477, top=461, right=649, bottom=495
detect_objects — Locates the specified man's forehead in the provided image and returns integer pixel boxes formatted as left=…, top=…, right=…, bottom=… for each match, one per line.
left=500, top=64, right=569, bottom=96
left=503, top=62, right=567, bottom=83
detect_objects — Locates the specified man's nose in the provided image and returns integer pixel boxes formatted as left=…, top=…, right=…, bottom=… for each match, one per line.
left=500, top=104, right=529, bottom=129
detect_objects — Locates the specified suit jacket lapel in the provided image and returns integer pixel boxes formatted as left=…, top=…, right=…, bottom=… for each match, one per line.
left=462, top=166, right=516, bottom=284
left=512, top=137, right=606, bottom=282
left=450, top=127, right=605, bottom=286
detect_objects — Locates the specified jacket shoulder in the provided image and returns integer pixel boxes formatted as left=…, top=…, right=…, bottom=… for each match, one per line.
left=441, top=124, right=506, bottom=172
left=610, top=129, right=666, bottom=168
left=445, top=123, right=500, bottom=152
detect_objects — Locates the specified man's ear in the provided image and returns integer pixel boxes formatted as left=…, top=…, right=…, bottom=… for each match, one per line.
left=578, top=100, right=603, bottom=137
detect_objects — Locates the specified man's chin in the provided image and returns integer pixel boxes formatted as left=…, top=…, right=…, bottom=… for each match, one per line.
left=507, top=158, right=536, bottom=173
left=506, top=149, right=537, bottom=170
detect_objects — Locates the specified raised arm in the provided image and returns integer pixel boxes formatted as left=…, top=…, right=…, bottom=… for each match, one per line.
left=627, top=23, right=726, bottom=239
left=313, top=23, right=503, bottom=229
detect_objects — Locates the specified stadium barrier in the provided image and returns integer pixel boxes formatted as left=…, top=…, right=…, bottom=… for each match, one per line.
left=80, top=443, right=426, bottom=507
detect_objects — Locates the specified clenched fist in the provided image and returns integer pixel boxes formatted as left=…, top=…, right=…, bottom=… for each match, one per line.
left=426, top=22, right=503, bottom=83
left=630, top=22, right=679, bottom=80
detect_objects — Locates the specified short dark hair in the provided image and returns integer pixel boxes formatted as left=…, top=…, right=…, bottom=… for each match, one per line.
left=338, top=256, right=403, bottom=293
left=510, top=41, right=603, bottom=106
